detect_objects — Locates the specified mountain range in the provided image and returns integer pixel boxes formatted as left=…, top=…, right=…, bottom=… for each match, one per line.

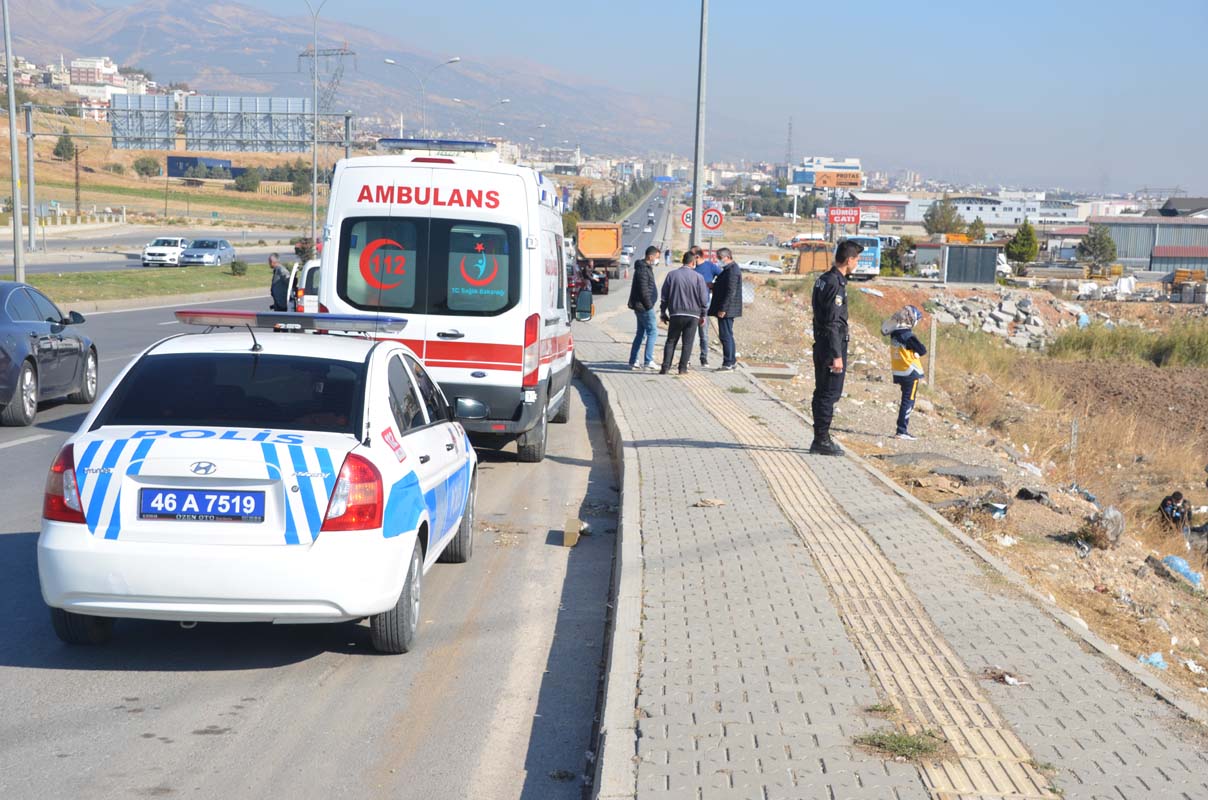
left=12, top=0, right=697, bottom=157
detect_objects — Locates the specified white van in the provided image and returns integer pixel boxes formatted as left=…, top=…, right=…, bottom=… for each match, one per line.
left=318, top=148, right=574, bottom=462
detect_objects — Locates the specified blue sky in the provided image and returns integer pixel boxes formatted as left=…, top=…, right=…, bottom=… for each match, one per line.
left=102, top=0, right=1206, bottom=192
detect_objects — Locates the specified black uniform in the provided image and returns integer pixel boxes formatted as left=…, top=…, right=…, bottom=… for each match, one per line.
left=810, top=266, right=849, bottom=442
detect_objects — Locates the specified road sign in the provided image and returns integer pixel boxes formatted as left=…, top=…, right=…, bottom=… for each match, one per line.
left=827, top=207, right=861, bottom=226
left=681, top=207, right=694, bottom=229
left=702, top=207, right=724, bottom=231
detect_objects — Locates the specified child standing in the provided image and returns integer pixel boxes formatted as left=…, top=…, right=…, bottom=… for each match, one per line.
left=884, top=306, right=927, bottom=440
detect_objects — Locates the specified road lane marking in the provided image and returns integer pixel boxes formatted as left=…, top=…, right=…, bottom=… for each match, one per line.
left=157, top=321, right=180, bottom=326
left=0, top=433, right=54, bottom=451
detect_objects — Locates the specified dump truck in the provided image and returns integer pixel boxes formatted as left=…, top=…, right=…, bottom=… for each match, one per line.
left=576, top=221, right=623, bottom=282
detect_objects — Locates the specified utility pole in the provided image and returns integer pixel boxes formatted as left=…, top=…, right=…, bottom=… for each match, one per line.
left=2, top=0, right=25, bottom=281
left=302, top=0, right=330, bottom=252
left=344, top=111, right=352, bottom=160
left=74, top=147, right=81, bottom=218
left=689, top=0, right=708, bottom=248
left=23, top=102, right=33, bottom=252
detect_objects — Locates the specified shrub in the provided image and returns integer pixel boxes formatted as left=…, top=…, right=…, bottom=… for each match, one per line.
left=132, top=156, right=160, bottom=178
left=233, top=170, right=261, bottom=192
left=291, top=236, right=315, bottom=262
left=229, top=260, right=248, bottom=276
left=102, top=163, right=125, bottom=175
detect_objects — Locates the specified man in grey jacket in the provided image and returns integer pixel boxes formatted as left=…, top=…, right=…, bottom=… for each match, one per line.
left=659, top=252, right=711, bottom=374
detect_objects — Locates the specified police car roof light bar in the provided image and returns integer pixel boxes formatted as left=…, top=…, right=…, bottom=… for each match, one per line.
left=174, top=309, right=409, bottom=334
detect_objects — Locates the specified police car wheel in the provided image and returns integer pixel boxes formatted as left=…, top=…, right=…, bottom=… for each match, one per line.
left=50, top=608, right=114, bottom=645
left=551, top=390, right=570, bottom=424
left=370, top=543, right=422, bottom=654
left=516, top=404, right=548, bottom=463
left=439, top=471, right=476, bottom=564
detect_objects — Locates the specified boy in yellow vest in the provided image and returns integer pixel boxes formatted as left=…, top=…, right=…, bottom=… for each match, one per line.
left=886, top=305, right=927, bottom=440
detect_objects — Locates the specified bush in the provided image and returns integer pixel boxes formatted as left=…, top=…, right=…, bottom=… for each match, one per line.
left=1049, top=323, right=1208, bottom=368
left=102, top=163, right=125, bottom=175
left=291, top=236, right=315, bottom=262
left=132, top=156, right=160, bottom=179
left=229, top=260, right=248, bottom=276
left=233, top=170, right=261, bottom=192
left=291, top=170, right=311, bottom=196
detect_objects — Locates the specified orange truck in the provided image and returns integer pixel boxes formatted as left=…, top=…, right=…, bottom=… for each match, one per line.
left=576, top=222, right=623, bottom=279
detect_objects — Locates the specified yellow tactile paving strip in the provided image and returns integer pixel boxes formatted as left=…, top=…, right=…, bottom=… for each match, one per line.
left=681, top=374, right=1057, bottom=800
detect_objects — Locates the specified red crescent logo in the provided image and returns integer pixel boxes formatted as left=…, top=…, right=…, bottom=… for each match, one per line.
left=459, top=254, right=499, bottom=287
left=360, top=238, right=407, bottom=291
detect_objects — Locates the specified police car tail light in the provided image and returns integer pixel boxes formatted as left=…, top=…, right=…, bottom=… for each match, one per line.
left=522, top=313, right=540, bottom=388
left=320, top=454, right=383, bottom=531
left=43, top=445, right=85, bottom=524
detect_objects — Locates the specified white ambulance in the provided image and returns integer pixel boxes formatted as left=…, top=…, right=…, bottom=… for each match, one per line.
left=318, top=143, right=577, bottom=462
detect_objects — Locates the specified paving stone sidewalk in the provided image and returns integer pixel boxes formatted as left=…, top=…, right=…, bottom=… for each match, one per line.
left=575, top=293, right=1208, bottom=800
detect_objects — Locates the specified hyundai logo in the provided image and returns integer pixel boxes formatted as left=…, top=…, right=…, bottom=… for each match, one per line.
left=190, top=461, right=217, bottom=476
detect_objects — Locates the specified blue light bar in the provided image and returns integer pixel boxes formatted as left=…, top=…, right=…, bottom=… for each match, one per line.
left=175, top=309, right=408, bottom=333
left=375, top=138, right=497, bottom=153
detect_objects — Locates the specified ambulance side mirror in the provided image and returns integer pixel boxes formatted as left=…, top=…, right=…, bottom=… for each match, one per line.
left=455, top=398, right=488, bottom=421
left=574, top=289, right=594, bottom=322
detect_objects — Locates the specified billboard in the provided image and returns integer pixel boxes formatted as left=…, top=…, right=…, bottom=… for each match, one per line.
left=828, top=207, right=861, bottom=226
left=110, top=95, right=175, bottom=150
left=184, top=96, right=312, bottom=153
left=814, top=171, right=862, bottom=189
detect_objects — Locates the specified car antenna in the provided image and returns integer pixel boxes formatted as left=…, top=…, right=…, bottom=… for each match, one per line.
left=245, top=324, right=262, bottom=352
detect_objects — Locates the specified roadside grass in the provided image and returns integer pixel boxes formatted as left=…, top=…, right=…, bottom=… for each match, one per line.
left=852, top=729, right=945, bottom=760
left=31, top=265, right=267, bottom=305
left=38, top=179, right=319, bottom=218
left=1050, top=322, right=1208, bottom=368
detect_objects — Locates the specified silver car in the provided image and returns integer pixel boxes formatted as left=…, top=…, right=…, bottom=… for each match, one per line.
left=179, top=239, right=236, bottom=266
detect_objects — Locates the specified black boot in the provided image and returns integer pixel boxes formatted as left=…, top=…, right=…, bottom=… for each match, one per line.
left=809, top=434, right=844, bottom=456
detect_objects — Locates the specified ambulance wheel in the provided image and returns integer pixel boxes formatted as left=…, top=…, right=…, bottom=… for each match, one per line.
left=50, top=608, right=113, bottom=645
left=370, top=543, right=422, bottom=654
left=439, top=471, right=476, bottom=564
left=517, top=404, right=548, bottom=463
left=551, top=391, right=570, bottom=424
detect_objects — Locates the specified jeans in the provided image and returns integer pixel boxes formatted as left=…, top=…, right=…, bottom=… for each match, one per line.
left=717, top=316, right=736, bottom=366
left=661, top=316, right=698, bottom=373
left=811, top=341, right=848, bottom=440
left=697, top=317, right=710, bottom=364
left=894, top=375, right=921, bottom=434
left=629, top=308, right=657, bottom=366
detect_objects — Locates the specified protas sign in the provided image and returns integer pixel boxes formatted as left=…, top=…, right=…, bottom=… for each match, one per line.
left=827, top=207, right=861, bottom=226
left=813, top=171, right=862, bottom=189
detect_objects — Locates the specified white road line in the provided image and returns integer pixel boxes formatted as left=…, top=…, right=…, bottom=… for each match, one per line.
left=87, top=294, right=262, bottom=316
left=157, top=321, right=180, bottom=326
left=0, top=433, right=54, bottom=451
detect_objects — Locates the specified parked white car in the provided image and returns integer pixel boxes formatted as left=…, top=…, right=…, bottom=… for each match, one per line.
left=142, top=237, right=191, bottom=268
left=741, top=259, right=783, bottom=275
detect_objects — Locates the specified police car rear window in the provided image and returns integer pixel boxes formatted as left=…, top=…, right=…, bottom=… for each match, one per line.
left=95, top=353, right=365, bottom=435
left=337, top=216, right=521, bottom=317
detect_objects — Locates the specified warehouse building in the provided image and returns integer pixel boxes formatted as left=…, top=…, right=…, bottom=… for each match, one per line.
left=850, top=192, right=909, bottom=222
left=1090, top=216, right=1208, bottom=271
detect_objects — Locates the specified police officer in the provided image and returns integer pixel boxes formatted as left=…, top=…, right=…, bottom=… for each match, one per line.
left=809, top=239, right=863, bottom=455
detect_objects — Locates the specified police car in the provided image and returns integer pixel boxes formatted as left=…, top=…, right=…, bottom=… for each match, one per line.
left=37, top=310, right=477, bottom=654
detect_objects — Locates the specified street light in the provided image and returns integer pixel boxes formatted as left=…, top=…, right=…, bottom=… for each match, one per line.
left=2, top=0, right=25, bottom=280
left=451, top=97, right=509, bottom=139
left=384, top=56, right=460, bottom=136
left=302, top=0, right=329, bottom=253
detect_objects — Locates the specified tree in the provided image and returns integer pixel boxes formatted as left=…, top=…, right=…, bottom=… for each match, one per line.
left=922, top=196, right=966, bottom=235
left=53, top=128, right=75, bottom=161
left=234, top=169, right=262, bottom=192
left=1077, top=224, right=1117, bottom=267
left=132, top=156, right=160, bottom=178
left=967, top=216, right=986, bottom=243
left=1005, top=218, right=1039, bottom=263
left=561, top=210, right=580, bottom=239
left=291, top=170, right=311, bottom=196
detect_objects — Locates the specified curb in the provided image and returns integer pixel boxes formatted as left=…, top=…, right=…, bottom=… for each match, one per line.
left=68, top=289, right=265, bottom=314
left=574, top=357, right=642, bottom=800
left=733, top=362, right=1208, bottom=728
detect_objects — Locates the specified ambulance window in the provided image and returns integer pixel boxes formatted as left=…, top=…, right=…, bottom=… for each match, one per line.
left=436, top=222, right=520, bottom=316
left=387, top=355, right=426, bottom=432
left=553, top=233, right=565, bottom=310
left=339, top=218, right=422, bottom=312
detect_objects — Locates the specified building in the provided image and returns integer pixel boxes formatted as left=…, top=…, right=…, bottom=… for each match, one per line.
left=1090, top=215, right=1208, bottom=270
left=1150, top=246, right=1208, bottom=272
left=1153, top=197, right=1208, bottom=218
left=905, top=196, right=1079, bottom=227
left=792, top=156, right=863, bottom=189
left=69, top=56, right=122, bottom=87
left=850, top=192, right=910, bottom=223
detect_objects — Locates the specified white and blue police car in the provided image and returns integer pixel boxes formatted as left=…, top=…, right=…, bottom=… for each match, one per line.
left=38, top=309, right=478, bottom=654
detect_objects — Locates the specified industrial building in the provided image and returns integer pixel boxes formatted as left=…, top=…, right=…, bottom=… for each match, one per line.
left=850, top=192, right=909, bottom=222
left=1090, top=216, right=1208, bottom=271
left=920, top=196, right=1079, bottom=227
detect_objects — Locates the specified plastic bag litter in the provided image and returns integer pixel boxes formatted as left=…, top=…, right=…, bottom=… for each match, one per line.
left=1161, top=556, right=1204, bottom=590
left=1183, top=660, right=1205, bottom=676
left=984, top=503, right=1008, bottom=520
left=1138, top=652, right=1169, bottom=670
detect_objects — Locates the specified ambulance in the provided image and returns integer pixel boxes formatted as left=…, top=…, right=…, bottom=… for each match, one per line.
left=318, top=142, right=577, bottom=463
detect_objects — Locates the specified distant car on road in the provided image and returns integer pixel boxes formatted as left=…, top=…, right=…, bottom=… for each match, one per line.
left=180, top=239, right=236, bottom=267
left=142, top=237, right=191, bottom=268
left=741, top=259, right=783, bottom=274
left=0, top=281, right=97, bottom=426
left=288, top=259, right=322, bottom=312
left=643, top=225, right=652, bottom=234
left=622, top=245, right=635, bottom=256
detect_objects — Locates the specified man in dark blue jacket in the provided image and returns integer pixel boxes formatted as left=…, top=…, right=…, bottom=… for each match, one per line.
left=809, top=240, right=862, bottom=455
left=707, top=247, right=743, bottom=370
left=627, top=246, right=660, bottom=370
left=692, top=246, right=723, bottom=366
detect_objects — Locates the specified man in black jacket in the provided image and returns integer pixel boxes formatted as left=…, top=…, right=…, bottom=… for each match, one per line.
left=627, top=246, right=660, bottom=369
left=809, top=240, right=862, bottom=455
left=707, top=247, right=743, bottom=370
left=659, top=252, right=710, bottom=374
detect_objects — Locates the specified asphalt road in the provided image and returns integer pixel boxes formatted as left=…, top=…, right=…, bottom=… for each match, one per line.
left=23, top=248, right=287, bottom=275
left=10, top=225, right=300, bottom=254
left=0, top=297, right=617, bottom=799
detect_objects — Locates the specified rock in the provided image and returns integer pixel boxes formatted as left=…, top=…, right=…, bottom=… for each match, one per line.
left=989, top=310, right=1013, bottom=325
left=1000, top=300, right=1018, bottom=316
left=915, top=397, right=935, bottom=415
left=981, top=322, right=998, bottom=335
left=934, top=311, right=957, bottom=326
left=932, top=463, right=1004, bottom=487
left=1008, top=335, right=1031, bottom=349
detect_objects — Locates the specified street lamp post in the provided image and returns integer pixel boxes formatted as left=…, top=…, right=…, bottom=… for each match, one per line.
left=689, top=0, right=708, bottom=248
left=452, top=97, right=509, bottom=139
left=2, top=0, right=25, bottom=280
left=384, top=56, right=460, bottom=137
left=302, top=0, right=329, bottom=253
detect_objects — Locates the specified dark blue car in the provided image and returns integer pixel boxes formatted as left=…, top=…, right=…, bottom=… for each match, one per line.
left=0, top=282, right=97, bottom=426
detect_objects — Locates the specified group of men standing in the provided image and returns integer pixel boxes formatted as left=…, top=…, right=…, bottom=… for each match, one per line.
left=626, top=245, right=743, bottom=375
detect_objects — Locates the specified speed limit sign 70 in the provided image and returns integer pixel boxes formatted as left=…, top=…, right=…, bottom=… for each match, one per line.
left=702, top=208, right=724, bottom=230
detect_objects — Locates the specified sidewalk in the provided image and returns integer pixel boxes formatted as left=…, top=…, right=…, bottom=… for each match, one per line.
left=577, top=280, right=1208, bottom=800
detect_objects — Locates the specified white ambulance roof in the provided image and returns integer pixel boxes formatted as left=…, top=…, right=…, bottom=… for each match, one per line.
left=146, top=332, right=384, bottom=362
left=340, top=155, right=541, bottom=182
